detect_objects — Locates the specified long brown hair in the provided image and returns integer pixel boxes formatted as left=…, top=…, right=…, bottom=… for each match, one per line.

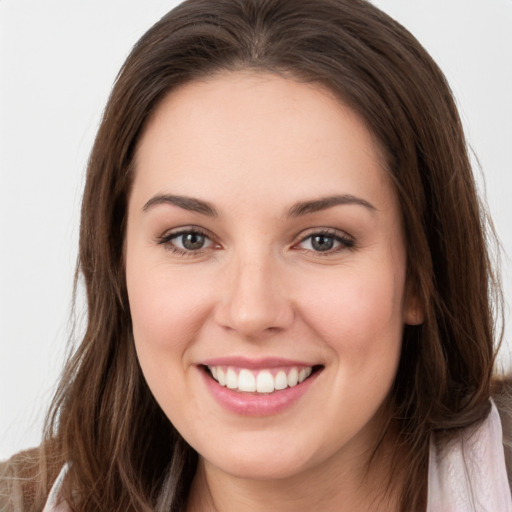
left=29, top=0, right=502, bottom=510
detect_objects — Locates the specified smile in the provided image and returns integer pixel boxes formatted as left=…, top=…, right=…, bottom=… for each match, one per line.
left=206, top=365, right=315, bottom=393
left=200, top=360, right=323, bottom=415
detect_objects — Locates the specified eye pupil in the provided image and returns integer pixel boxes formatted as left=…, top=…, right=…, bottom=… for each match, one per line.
left=311, top=235, right=334, bottom=251
left=182, top=233, right=205, bottom=250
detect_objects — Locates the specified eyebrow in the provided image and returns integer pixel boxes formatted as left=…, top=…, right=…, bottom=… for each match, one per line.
left=142, top=194, right=218, bottom=216
left=287, top=195, right=376, bottom=217
left=142, top=193, right=375, bottom=218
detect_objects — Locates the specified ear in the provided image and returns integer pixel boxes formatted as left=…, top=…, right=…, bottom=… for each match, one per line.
left=404, top=282, right=425, bottom=326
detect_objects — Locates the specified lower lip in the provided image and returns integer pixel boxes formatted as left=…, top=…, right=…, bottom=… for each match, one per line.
left=200, top=367, right=321, bottom=416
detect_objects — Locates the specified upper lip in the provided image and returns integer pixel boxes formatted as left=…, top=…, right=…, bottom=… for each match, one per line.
left=200, top=356, right=320, bottom=369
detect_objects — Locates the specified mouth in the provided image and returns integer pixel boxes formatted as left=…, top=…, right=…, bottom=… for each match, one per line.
left=202, top=364, right=323, bottom=394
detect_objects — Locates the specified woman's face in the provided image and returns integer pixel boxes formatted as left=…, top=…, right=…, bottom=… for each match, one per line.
left=125, top=71, right=422, bottom=482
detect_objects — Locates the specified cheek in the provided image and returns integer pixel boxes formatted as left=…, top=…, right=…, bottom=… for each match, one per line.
left=125, top=257, right=213, bottom=415
left=126, top=256, right=211, bottom=355
left=297, top=265, right=405, bottom=361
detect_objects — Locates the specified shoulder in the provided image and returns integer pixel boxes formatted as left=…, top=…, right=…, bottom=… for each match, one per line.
left=492, top=375, right=512, bottom=488
left=427, top=387, right=512, bottom=511
left=0, top=448, right=39, bottom=512
left=0, top=445, right=63, bottom=512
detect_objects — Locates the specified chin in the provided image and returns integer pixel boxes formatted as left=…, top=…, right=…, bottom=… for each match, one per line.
left=200, top=439, right=318, bottom=481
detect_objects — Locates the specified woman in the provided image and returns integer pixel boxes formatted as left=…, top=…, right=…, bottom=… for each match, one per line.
left=1, top=0, right=509, bottom=510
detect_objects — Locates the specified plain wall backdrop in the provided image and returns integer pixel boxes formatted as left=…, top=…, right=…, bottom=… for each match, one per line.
left=1, top=0, right=511, bottom=460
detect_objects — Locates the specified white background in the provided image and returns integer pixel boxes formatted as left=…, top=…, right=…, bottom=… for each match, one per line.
left=1, top=0, right=511, bottom=460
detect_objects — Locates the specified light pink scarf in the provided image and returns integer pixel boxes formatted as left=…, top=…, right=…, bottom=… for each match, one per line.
left=427, top=401, right=512, bottom=511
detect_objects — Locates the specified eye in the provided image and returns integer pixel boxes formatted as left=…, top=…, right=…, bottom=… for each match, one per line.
left=157, top=228, right=216, bottom=254
left=173, top=232, right=211, bottom=251
left=296, top=230, right=354, bottom=254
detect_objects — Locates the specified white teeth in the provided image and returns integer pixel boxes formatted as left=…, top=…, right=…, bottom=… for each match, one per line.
left=217, top=367, right=226, bottom=386
left=298, top=367, right=312, bottom=383
left=238, top=369, right=256, bottom=392
left=256, top=371, right=275, bottom=393
left=226, top=368, right=238, bottom=389
left=207, top=365, right=314, bottom=393
left=287, top=367, right=299, bottom=387
left=274, top=370, right=288, bottom=390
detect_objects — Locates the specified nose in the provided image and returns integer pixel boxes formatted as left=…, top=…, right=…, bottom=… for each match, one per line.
left=214, top=249, right=294, bottom=339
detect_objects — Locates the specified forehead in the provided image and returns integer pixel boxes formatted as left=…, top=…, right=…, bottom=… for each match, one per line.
left=132, top=71, right=396, bottom=214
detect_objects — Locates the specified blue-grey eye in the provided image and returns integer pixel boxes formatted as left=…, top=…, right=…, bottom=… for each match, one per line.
left=297, top=232, right=353, bottom=253
left=310, top=234, right=335, bottom=252
left=172, top=232, right=212, bottom=251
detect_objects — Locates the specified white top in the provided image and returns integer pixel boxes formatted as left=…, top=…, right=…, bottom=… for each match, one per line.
left=427, top=401, right=512, bottom=511
left=43, top=402, right=512, bottom=512
left=42, top=461, right=70, bottom=512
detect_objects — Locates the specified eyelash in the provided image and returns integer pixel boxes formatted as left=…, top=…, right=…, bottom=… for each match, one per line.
left=156, top=227, right=355, bottom=256
left=294, top=229, right=355, bottom=255
left=156, top=227, right=217, bottom=257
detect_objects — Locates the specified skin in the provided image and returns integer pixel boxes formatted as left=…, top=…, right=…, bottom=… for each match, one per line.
left=125, top=71, right=423, bottom=512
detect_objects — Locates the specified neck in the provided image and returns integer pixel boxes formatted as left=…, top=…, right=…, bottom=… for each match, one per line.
left=186, top=426, right=403, bottom=512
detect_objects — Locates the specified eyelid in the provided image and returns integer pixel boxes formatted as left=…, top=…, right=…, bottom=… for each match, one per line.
left=155, top=225, right=354, bottom=256
left=156, top=225, right=220, bottom=255
left=293, top=227, right=355, bottom=254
